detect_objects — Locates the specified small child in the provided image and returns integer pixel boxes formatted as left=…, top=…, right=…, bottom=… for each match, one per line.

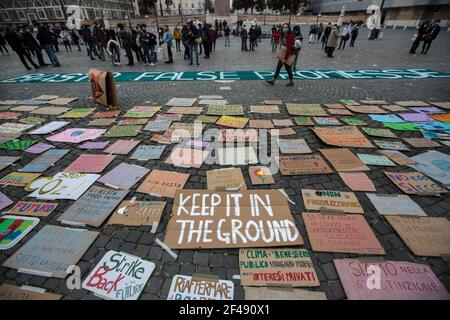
left=106, top=38, right=120, bottom=66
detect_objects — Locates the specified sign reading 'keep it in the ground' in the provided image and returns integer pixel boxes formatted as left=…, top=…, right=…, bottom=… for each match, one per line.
left=2, top=69, right=449, bottom=83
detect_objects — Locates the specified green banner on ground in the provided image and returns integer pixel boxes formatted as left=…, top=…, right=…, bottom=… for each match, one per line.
left=2, top=69, right=449, bottom=83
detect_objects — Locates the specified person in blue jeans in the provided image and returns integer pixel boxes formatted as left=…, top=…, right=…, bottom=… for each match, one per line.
left=187, top=20, right=200, bottom=65
left=162, top=25, right=173, bottom=64
left=139, top=24, right=151, bottom=65
left=37, top=24, right=60, bottom=67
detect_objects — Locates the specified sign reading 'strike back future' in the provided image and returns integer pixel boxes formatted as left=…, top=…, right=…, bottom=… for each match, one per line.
left=2, top=69, right=449, bottom=83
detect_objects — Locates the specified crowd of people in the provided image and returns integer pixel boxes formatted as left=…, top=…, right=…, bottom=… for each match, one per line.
left=409, top=19, right=441, bottom=54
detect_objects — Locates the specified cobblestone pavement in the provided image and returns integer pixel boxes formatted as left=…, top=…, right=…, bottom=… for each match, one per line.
left=0, top=28, right=449, bottom=300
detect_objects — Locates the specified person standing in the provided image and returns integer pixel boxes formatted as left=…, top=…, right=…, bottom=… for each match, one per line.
left=338, top=23, right=351, bottom=50
left=131, top=27, right=143, bottom=63
left=181, top=24, right=190, bottom=60
left=188, top=20, right=200, bottom=66
left=326, top=24, right=339, bottom=57
left=173, top=25, right=181, bottom=52
left=241, top=25, right=249, bottom=51
left=201, top=23, right=211, bottom=59
left=0, top=33, right=9, bottom=55
left=106, top=30, right=121, bottom=66
left=70, top=29, right=81, bottom=51
left=197, top=24, right=203, bottom=55
left=410, top=21, right=429, bottom=54
left=37, top=25, right=61, bottom=67
left=95, top=24, right=107, bottom=60
left=322, top=22, right=332, bottom=49
left=84, top=26, right=99, bottom=60
left=162, top=25, right=174, bottom=64
left=249, top=26, right=257, bottom=51
left=52, top=25, right=61, bottom=52
left=118, top=23, right=134, bottom=66
left=224, top=23, right=231, bottom=47
left=60, top=27, right=72, bottom=52
left=292, top=25, right=303, bottom=72
left=272, top=27, right=280, bottom=52
left=5, top=25, right=39, bottom=70
left=421, top=20, right=441, bottom=54
left=350, top=24, right=359, bottom=47
left=266, top=23, right=296, bottom=87
left=210, top=27, right=217, bottom=51
left=317, top=23, right=324, bottom=43
left=139, top=24, right=151, bottom=66
left=309, top=25, right=318, bottom=43
left=21, top=25, right=47, bottom=67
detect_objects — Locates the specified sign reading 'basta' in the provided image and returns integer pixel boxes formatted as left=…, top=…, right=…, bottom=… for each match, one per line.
left=164, top=190, right=303, bottom=249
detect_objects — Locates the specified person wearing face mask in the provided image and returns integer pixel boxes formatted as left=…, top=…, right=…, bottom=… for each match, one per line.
left=266, top=23, right=296, bottom=87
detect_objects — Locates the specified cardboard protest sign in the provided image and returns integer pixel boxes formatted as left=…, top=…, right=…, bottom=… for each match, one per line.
left=249, top=120, right=274, bottom=129
left=143, top=120, right=171, bottom=132
left=156, top=114, right=182, bottom=121
left=164, top=189, right=303, bottom=249
left=273, top=119, right=294, bottom=127
left=339, top=172, right=376, bottom=192
left=89, top=69, right=117, bottom=107
left=320, top=148, right=370, bottom=172
left=302, top=189, right=363, bottom=214
left=366, top=193, right=426, bottom=216
left=33, top=95, right=59, bottom=101
left=244, top=287, right=326, bottom=300
left=357, top=154, right=396, bottom=166
left=278, top=155, right=333, bottom=176
left=216, top=116, right=249, bottom=129
left=294, top=117, right=315, bottom=126
left=195, top=115, right=219, bottom=123
left=249, top=166, right=275, bottom=185
left=218, top=147, right=258, bottom=166
left=409, top=151, right=450, bottom=187
left=345, top=105, right=386, bottom=114
left=207, top=168, right=247, bottom=191
left=199, top=99, right=227, bottom=105
left=382, top=122, right=420, bottom=131
left=264, top=100, right=282, bottom=105
left=108, top=200, right=166, bottom=227
left=165, top=97, right=197, bottom=107
left=313, top=126, right=374, bottom=148
left=87, top=118, right=116, bottom=126
left=98, top=163, right=149, bottom=190
left=373, top=139, right=410, bottom=151
left=19, top=149, right=69, bottom=173
left=164, top=147, right=208, bottom=168
left=27, top=172, right=100, bottom=200
left=93, top=110, right=121, bottom=118
left=269, top=128, right=296, bottom=136
left=395, top=101, right=431, bottom=107
left=378, top=150, right=417, bottom=165
left=313, top=117, right=341, bottom=126
left=124, top=106, right=160, bottom=118
left=341, top=117, right=366, bottom=126
left=0, top=284, right=62, bottom=300
left=167, top=275, right=234, bottom=300
left=239, top=248, right=319, bottom=287
left=341, top=99, right=360, bottom=106
left=137, top=169, right=189, bottom=198
left=30, top=106, right=70, bottom=115
left=324, top=103, right=346, bottom=109
left=360, top=100, right=388, bottom=105
left=117, top=119, right=148, bottom=126
left=415, top=120, right=450, bottom=131
left=218, top=129, right=259, bottom=143
left=0, top=172, right=40, bottom=187
left=362, top=127, right=397, bottom=138
left=429, top=102, right=450, bottom=109
left=183, top=139, right=211, bottom=149
left=327, top=108, right=352, bottom=116
left=167, top=107, right=203, bottom=115
left=384, top=171, right=447, bottom=195
left=0, top=215, right=39, bottom=250
left=19, top=117, right=45, bottom=125
left=334, top=259, right=450, bottom=300
left=381, top=104, right=409, bottom=112
left=5, top=201, right=58, bottom=217
left=400, top=113, right=430, bottom=122
left=198, top=95, right=223, bottom=99
left=47, top=128, right=105, bottom=143
left=279, top=139, right=311, bottom=154
left=250, top=105, right=280, bottom=114
left=0, top=156, right=20, bottom=171
left=0, top=112, right=20, bottom=120
left=104, top=139, right=140, bottom=155
left=207, top=105, right=244, bottom=115
left=0, top=139, right=36, bottom=150
left=82, top=250, right=155, bottom=300
left=0, top=123, right=34, bottom=133
left=410, top=106, right=444, bottom=114
left=429, top=113, right=450, bottom=122
left=302, top=212, right=385, bottom=254
left=64, top=154, right=115, bottom=173
left=25, top=142, right=54, bottom=154
left=3, top=225, right=98, bottom=278
left=47, top=97, right=78, bottom=105
left=286, top=104, right=327, bottom=116
left=59, top=108, right=95, bottom=118
left=0, top=100, right=19, bottom=105
left=58, top=186, right=127, bottom=227
left=105, top=125, right=142, bottom=137
left=130, top=145, right=166, bottom=160
left=421, top=130, right=450, bottom=140
left=79, top=141, right=110, bottom=150
left=403, top=138, right=440, bottom=148
left=386, top=216, right=450, bottom=257
left=0, top=192, right=13, bottom=211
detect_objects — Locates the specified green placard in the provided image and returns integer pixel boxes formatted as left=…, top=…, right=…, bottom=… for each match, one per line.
left=207, top=105, right=244, bottom=116
left=362, top=127, right=398, bottom=138
left=0, top=140, right=36, bottom=150
left=382, top=122, right=420, bottom=131
left=341, top=117, right=367, bottom=126
left=105, top=125, right=142, bottom=137
left=19, top=117, right=46, bottom=125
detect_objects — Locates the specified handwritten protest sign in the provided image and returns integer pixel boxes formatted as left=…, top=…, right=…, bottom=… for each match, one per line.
left=302, top=212, right=385, bottom=254
left=64, top=154, right=115, bottom=173
left=195, top=115, right=219, bottom=123
left=27, top=172, right=99, bottom=200
left=386, top=216, right=450, bottom=257
left=369, top=114, right=404, bottom=123
left=79, top=141, right=110, bottom=150
left=137, top=169, right=189, bottom=198
left=165, top=97, right=197, bottom=107
left=207, top=168, right=247, bottom=191
left=124, top=106, right=160, bottom=118
left=218, top=129, right=259, bottom=143
left=143, top=120, right=171, bottom=132
left=313, top=117, right=341, bottom=126
left=366, top=193, right=426, bottom=216
left=19, top=117, right=45, bottom=126
left=334, top=259, right=450, bottom=300
left=3, top=225, right=98, bottom=278
left=244, top=287, right=326, bottom=300
left=249, top=166, right=275, bottom=185
left=216, top=116, right=249, bottom=129
left=0, top=172, right=40, bottom=187
left=320, top=148, right=369, bottom=172
left=301, top=189, right=364, bottom=214
left=59, top=108, right=95, bottom=118
left=164, top=189, right=303, bottom=249
left=58, top=186, right=127, bottom=227
left=207, top=105, right=244, bottom=115
left=0, top=123, right=33, bottom=134
left=294, top=117, right=314, bottom=126
left=270, top=128, right=296, bottom=136
left=273, top=119, right=294, bottom=127
left=327, top=108, right=352, bottom=116
left=25, top=142, right=54, bottom=154
left=105, top=125, right=142, bottom=137
left=249, top=120, right=274, bottom=129
left=47, top=97, right=78, bottom=105
left=0, top=139, right=36, bottom=150
left=384, top=171, right=448, bottom=195
left=164, top=147, right=208, bottom=168
left=286, top=104, right=327, bottom=116
left=373, top=140, right=410, bottom=151
left=339, top=172, right=376, bottom=192
left=88, top=118, right=116, bottom=126
left=108, top=200, right=166, bottom=227
left=341, top=99, right=360, bottom=106
left=167, top=275, right=234, bottom=300
left=357, top=154, right=396, bottom=166
left=278, top=155, right=333, bottom=175
left=239, top=248, right=319, bottom=287
left=0, top=112, right=21, bottom=120
left=130, top=145, right=166, bottom=160
left=0, top=215, right=39, bottom=250
left=0, top=156, right=20, bottom=171
left=47, top=128, right=105, bottom=143
left=0, top=192, right=13, bottom=211
left=218, top=147, right=258, bottom=166
left=381, top=105, right=409, bottom=112
left=5, top=201, right=58, bottom=217
left=362, top=127, right=397, bottom=138
left=409, top=151, right=450, bottom=187
left=341, top=117, right=366, bottom=126
left=279, top=139, right=311, bottom=154
left=250, top=105, right=280, bottom=114
left=313, top=126, right=375, bottom=148
left=93, top=110, right=121, bottom=118
left=103, top=139, right=140, bottom=155
left=345, top=105, right=386, bottom=114
left=19, top=149, right=69, bottom=173
left=403, top=138, right=440, bottom=148
left=378, top=150, right=416, bottom=165
left=0, top=284, right=61, bottom=300
left=82, top=250, right=155, bottom=300
left=98, top=163, right=149, bottom=190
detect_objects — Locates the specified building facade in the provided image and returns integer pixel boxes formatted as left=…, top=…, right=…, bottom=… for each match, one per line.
left=0, top=0, right=135, bottom=27
left=310, top=0, right=450, bottom=26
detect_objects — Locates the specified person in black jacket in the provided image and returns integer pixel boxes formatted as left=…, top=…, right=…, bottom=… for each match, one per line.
left=5, top=25, right=39, bottom=70
left=37, top=24, right=61, bottom=67
left=201, top=23, right=211, bottom=59
left=421, top=20, right=441, bottom=54
left=21, top=25, right=47, bottom=67
left=322, top=23, right=332, bottom=50
left=188, top=20, right=200, bottom=65
left=0, top=33, right=9, bottom=55
left=350, top=23, right=359, bottom=47
left=70, top=29, right=81, bottom=51
left=118, top=23, right=134, bottom=66
left=410, top=21, right=429, bottom=54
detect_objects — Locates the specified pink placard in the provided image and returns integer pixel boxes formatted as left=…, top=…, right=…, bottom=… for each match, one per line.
left=334, top=259, right=450, bottom=300
left=79, top=141, right=110, bottom=150
left=338, top=172, right=376, bottom=192
left=25, top=142, right=54, bottom=154
left=64, top=154, right=115, bottom=173
left=0, top=191, right=13, bottom=210
left=46, top=128, right=105, bottom=143
left=399, top=113, right=430, bottom=122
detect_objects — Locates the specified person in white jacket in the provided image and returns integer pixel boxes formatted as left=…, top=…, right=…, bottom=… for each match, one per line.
left=338, top=23, right=351, bottom=50
left=106, top=31, right=121, bottom=66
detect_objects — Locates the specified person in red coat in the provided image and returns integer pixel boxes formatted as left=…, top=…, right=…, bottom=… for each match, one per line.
left=266, top=23, right=296, bottom=87
left=210, top=28, right=217, bottom=51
